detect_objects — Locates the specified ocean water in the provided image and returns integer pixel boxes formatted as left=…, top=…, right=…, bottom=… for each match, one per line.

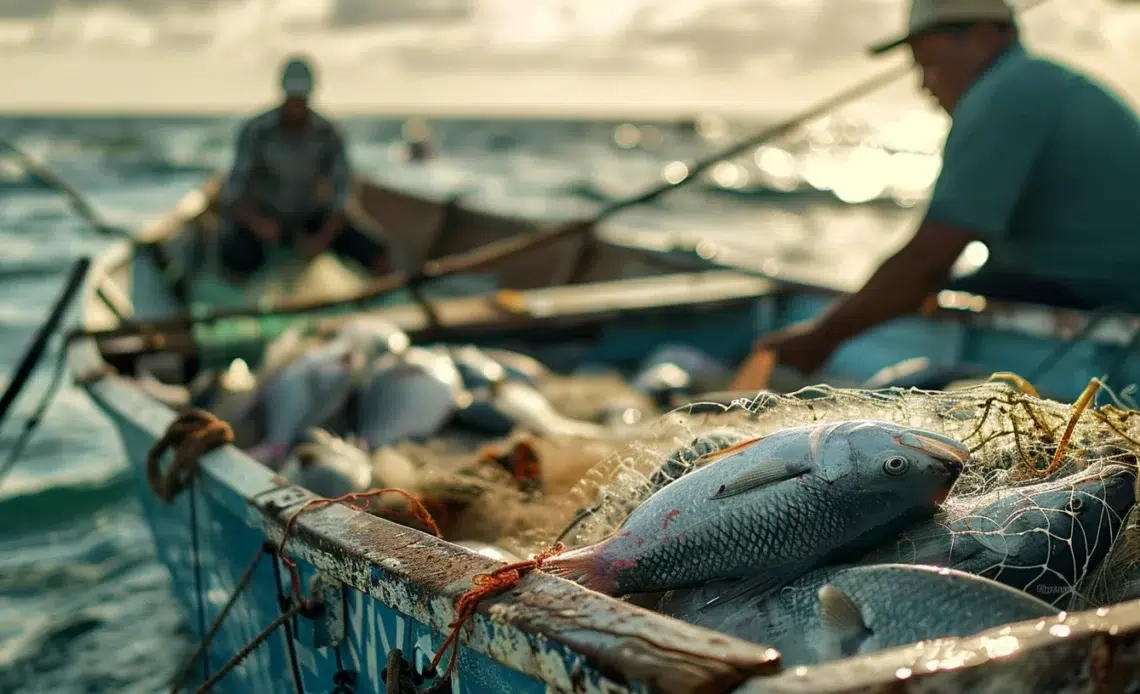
left=0, top=108, right=1015, bottom=692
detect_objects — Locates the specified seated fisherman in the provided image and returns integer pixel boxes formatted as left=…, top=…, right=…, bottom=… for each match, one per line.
left=733, top=0, right=1140, bottom=388
left=219, top=55, right=392, bottom=278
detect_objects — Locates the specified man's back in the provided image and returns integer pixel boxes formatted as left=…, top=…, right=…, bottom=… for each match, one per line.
left=928, top=43, right=1140, bottom=309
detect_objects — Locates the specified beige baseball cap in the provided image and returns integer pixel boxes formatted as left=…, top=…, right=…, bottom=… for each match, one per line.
left=868, top=0, right=1015, bottom=55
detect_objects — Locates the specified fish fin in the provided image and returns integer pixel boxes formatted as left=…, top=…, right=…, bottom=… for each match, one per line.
left=695, top=435, right=767, bottom=465
left=708, top=459, right=808, bottom=501
left=817, top=585, right=871, bottom=657
left=694, top=569, right=792, bottom=612
left=541, top=544, right=617, bottom=595
left=972, top=531, right=1014, bottom=558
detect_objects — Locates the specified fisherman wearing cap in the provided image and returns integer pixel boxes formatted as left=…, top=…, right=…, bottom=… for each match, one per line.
left=219, top=55, right=392, bottom=278
left=733, top=0, right=1140, bottom=387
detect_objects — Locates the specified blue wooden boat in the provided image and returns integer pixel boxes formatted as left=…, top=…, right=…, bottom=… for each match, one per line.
left=69, top=178, right=1140, bottom=693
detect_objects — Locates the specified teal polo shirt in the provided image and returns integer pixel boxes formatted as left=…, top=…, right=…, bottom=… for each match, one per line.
left=927, top=42, right=1140, bottom=310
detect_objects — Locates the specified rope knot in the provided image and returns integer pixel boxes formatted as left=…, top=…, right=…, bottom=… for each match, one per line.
left=146, top=408, right=234, bottom=503
left=428, top=542, right=565, bottom=679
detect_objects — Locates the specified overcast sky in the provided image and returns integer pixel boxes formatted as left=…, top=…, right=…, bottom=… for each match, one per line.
left=0, top=0, right=1136, bottom=116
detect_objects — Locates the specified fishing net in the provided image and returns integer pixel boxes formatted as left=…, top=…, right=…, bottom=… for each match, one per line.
left=496, top=377, right=1140, bottom=610
left=219, top=323, right=1140, bottom=610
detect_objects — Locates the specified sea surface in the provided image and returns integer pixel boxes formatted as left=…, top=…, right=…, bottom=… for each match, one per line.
left=0, top=110, right=935, bottom=692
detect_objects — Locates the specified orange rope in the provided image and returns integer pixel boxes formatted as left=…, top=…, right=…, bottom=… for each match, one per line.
left=478, top=436, right=542, bottom=489
left=427, top=542, right=565, bottom=681
left=146, top=409, right=234, bottom=503
left=1038, top=378, right=1101, bottom=478
left=508, top=442, right=541, bottom=485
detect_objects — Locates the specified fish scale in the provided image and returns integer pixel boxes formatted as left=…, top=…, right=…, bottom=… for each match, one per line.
left=544, top=420, right=969, bottom=598
left=660, top=564, right=1060, bottom=667
left=647, top=448, right=942, bottom=594
left=861, top=463, right=1136, bottom=607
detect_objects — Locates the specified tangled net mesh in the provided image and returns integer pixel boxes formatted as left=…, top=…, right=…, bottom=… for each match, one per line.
left=471, top=379, right=1140, bottom=610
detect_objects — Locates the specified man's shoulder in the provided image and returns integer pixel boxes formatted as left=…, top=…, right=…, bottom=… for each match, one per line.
left=972, top=47, right=1072, bottom=101
left=306, top=110, right=344, bottom=140
left=239, top=106, right=282, bottom=137
left=997, top=51, right=1139, bottom=129
left=950, top=48, right=1087, bottom=136
left=978, top=47, right=1136, bottom=110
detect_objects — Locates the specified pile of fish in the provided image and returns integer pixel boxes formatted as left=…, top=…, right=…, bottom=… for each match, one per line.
left=545, top=419, right=1140, bottom=667
left=173, top=317, right=698, bottom=511
left=137, top=314, right=1140, bottom=668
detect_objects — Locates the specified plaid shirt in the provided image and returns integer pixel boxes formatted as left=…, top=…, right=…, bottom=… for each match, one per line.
left=220, top=106, right=351, bottom=225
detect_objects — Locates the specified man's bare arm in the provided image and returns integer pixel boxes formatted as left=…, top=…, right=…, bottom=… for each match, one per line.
left=813, top=220, right=979, bottom=343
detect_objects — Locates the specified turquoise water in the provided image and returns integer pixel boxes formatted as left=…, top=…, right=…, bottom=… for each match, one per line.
left=0, top=113, right=922, bottom=692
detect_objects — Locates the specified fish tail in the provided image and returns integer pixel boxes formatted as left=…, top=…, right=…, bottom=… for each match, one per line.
left=541, top=544, right=616, bottom=594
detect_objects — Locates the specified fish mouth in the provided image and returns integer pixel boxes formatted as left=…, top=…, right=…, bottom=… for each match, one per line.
left=895, top=431, right=969, bottom=474
left=932, top=485, right=953, bottom=505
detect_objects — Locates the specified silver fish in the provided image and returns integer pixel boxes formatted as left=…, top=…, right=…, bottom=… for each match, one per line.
left=448, top=345, right=520, bottom=435
left=479, top=380, right=611, bottom=439
left=355, top=346, right=465, bottom=449
left=542, top=420, right=968, bottom=598
left=279, top=428, right=374, bottom=499
left=479, top=347, right=549, bottom=383
left=862, top=464, right=1136, bottom=607
left=648, top=428, right=753, bottom=492
left=1075, top=503, right=1140, bottom=607
left=630, top=362, right=695, bottom=408
left=633, top=344, right=733, bottom=392
left=449, top=345, right=515, bottom=389
left=659, top=563, right=1059, bottom=667
left=554, top=427, right=753, bottom=546
left=243, top=318, right=407, bottom=467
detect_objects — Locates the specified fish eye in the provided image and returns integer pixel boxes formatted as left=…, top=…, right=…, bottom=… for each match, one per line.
left=883, top=456, right=909, bottom=476
left=1066, top=496, right=1084, bottom=513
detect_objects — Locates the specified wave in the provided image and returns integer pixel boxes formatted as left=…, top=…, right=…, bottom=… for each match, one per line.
left=0, top=474, right=135, bottom=537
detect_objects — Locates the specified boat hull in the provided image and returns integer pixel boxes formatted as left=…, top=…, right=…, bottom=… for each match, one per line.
left=89, top=372, right=778, bottom=693
left=92, top=379, right=557, bottom=693
left=70, top=180, right=1140, bottom=693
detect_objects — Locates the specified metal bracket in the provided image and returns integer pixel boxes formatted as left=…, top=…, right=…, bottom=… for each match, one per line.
left=256, top=484, right=312, bottom=516
left=299, top=572, right=347, bottom=650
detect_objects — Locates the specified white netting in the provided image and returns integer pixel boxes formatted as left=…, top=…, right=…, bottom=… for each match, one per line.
left=504, top=379, right=1140, bottom=610
left=216, top=328, right=1140, bottom=611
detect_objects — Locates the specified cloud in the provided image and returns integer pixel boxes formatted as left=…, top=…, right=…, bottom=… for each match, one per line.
left=1, top=0, right=1138, bottom=113
left=3, top=0, right=1137, bottom=72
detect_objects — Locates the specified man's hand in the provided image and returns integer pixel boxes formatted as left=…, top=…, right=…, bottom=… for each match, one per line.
left=299, top=233, right=330, bottom=260
left=300, top=215, right=344, bottom=260
left=251, top=217, right=281, bottom=244
left=732, top=321, right=842, bottom=389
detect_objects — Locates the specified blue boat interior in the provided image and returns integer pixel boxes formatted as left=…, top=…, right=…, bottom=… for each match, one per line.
left=76, top=202, right=1140, bottom=693
left=134, top=256, right=1140, bottom=409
